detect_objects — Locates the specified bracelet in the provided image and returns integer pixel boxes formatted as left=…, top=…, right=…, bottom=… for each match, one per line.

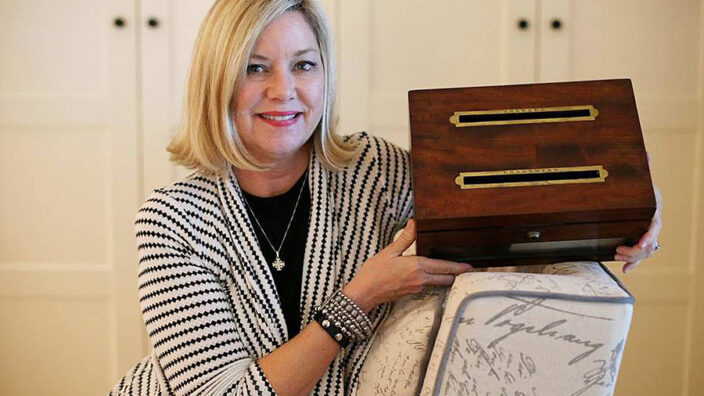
left=329, top=297, right=364, bottom=340
left=314, top=290, right=373, bottom=347
left=335, top=290, right=373, bottom=334
left=314, top=310, right=350, bottom=347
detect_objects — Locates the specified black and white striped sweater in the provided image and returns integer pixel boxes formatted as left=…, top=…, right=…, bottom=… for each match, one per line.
left=109, top=133, right=413, bottom=395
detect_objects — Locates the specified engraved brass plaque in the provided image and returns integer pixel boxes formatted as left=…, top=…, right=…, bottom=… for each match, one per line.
left=454, top=165, right=609, bottom=189
left=449, top=105, right=599, bottom=127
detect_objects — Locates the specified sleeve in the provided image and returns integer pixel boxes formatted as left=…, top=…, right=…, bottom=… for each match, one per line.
left=369, top=134, right=414, bottom=226
left=135, top=190, right=278, bottom=396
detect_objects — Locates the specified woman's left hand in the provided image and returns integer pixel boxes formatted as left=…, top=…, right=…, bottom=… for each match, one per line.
left=615, top=184, right=663, bottom=273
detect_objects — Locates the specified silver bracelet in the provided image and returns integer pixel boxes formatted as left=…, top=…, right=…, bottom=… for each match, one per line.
left=329, top=297, right=365, bottom=340
left=336, top=290, right=373, bottom=334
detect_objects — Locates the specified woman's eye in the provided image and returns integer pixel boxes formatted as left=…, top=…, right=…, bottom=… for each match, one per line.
left=295, top=61, right=316, bottom=72
left=246, top=64, right=266, bottom=74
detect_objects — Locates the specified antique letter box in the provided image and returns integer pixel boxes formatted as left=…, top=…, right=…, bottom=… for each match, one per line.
left=409, top=79, right=656, bottom=266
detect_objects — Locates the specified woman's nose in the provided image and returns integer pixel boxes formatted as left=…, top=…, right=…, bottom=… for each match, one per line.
left=267, top=69, right=295, bottom=101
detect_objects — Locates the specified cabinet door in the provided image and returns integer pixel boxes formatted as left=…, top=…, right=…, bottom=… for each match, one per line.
left=338, top=0, right=536, bottom=148
left=0, top=0, right=142, bottom=394
left=539, top=1, right=703, bottom=394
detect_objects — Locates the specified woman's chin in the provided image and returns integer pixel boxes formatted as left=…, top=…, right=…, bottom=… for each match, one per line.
left=252, top=142, right=309, bottom=164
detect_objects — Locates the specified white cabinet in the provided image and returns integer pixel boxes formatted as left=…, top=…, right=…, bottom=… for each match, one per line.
left=339, top=0, right=700, bottom=144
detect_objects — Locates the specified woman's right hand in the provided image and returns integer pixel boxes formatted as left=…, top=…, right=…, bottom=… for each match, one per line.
left=342, top=219, right=473, bottom=313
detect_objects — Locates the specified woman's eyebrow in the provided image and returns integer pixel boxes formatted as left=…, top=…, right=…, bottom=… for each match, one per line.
left=293, top=48, right=318, bottom=56
left=249, top=48, right=319, bottom=61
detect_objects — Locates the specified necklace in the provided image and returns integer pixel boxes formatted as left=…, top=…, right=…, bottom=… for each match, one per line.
left=241, top=171, right=308, bottom=271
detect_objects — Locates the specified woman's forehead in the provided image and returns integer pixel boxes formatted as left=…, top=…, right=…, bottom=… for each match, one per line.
left=251, top=11, right=320, bottom=58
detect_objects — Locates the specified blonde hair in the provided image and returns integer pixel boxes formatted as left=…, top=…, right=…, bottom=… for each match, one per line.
left=168, top=0, right=358, bottom=174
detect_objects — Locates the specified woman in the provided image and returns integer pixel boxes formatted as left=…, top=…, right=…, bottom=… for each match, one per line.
left=109, top=1, right=662, bottom=395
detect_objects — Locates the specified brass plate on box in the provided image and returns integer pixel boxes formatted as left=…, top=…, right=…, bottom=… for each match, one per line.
left=449, top=105, right=599, bottom=127
left=455, top=165, right=609, bottom=189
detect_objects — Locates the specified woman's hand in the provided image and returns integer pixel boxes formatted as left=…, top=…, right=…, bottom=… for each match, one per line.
left=342, top=219, right=473, bottom=313
left=615, top=184, right=663, bottom=273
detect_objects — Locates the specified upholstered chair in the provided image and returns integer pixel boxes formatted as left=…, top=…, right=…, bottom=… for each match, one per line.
left=357, top=262, right=633, bottom=396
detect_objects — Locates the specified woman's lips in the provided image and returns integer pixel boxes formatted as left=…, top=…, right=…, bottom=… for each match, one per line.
left=258, top=111, right=301, bottom=127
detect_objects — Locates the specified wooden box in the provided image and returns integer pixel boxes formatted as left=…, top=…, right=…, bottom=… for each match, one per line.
left=409, top=79, right=656, bottom=267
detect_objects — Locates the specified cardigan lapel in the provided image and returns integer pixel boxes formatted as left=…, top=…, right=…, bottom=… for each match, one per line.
left=299, top=150, right=340, bottom=326
left=217, top=169, right=288, bottom=350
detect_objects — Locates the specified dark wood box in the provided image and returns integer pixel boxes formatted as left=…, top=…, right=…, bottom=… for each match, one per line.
left=409, top=79, right=656, bottom=267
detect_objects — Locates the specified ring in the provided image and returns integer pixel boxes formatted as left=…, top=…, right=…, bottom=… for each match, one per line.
left=653, top=242, right=662, bottom=251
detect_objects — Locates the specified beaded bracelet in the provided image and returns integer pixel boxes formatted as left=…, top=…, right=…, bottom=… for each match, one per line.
left=335, top=290, right=373, bottom=334
left=314, top=290, right=372, bottom=347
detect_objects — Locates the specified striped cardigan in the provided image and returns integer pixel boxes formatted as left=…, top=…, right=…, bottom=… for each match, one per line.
left=109, top=133, right=413, bottom=395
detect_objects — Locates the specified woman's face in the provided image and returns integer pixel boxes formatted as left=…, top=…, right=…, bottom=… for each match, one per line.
left=233, top=11, right=325, bottom=165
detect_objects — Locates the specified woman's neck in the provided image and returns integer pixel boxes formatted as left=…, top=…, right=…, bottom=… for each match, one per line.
left=234, top=145, right=310, bottom=198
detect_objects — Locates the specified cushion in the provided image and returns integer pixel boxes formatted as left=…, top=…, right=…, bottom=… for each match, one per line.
left=356, top=262, right=633, bottom=396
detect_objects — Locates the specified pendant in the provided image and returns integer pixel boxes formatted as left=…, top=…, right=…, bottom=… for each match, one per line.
left=272, top=254, right=285, bottom=271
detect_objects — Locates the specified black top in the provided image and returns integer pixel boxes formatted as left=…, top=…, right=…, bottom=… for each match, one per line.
left=241, top=171, right=310, bottom=339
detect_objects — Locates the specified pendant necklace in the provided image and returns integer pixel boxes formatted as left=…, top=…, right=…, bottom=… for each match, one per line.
left=241, top=171, right=307, bottom=271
